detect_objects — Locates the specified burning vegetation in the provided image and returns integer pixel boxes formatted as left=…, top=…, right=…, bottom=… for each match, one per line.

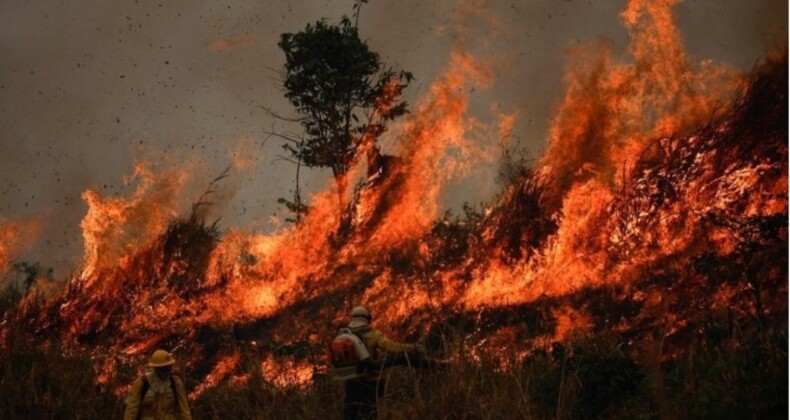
left=1, top=1, right=787, bottom=418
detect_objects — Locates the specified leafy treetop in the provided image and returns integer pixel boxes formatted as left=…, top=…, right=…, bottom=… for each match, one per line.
left=278, top=16, right=412, bottom=179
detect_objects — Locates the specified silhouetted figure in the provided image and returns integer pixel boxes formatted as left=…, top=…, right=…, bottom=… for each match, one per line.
left=331, top=306, right=425, bottom=420
left=124, top=349, right=192, bottom=420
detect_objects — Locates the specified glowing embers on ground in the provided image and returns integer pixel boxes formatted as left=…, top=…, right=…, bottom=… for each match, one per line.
left=261, top=356, right=314, bottom=389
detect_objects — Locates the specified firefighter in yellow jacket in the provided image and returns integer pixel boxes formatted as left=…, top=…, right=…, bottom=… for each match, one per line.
left=343, top=306, right=425, bottom=420
left=124, top=349, right=192, bottom=420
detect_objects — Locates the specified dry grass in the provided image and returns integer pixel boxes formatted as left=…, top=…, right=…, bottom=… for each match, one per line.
left=0, top=322, right=785, bottom=419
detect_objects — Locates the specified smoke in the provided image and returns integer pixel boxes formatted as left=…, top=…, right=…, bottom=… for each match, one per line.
left=0, top=0, right=785, bottom=275
left=1, top=0, right=785, bottom=396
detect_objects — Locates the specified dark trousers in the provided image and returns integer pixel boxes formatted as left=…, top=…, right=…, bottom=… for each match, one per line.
left=343, top=378, right=386, bottom=420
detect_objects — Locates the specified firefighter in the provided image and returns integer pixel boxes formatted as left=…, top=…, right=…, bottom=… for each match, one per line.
left=124, top=349, right=192, bottom=420
left=341, top=306, right=426, bottom=420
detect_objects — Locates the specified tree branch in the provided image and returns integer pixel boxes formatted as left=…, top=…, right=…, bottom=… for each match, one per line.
left=259, top=105, right=305, bottom=123
left=263, top=129, right=303, bottom=144
left=272, top=154, right=303, bottom=166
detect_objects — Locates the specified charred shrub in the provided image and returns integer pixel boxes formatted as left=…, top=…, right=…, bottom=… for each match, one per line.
left=486, top=170, right=556, bottom=263
left=557, top=338, right=643, bottom=419
left=662, top=325, right=788, bottom=419
left=0, top=331, right=121, bottom=419
left=158, top=215, right=221, bottom=293
left=0, top=283, right=22, bottom=317
left=424, top=204, right=483, bottom=271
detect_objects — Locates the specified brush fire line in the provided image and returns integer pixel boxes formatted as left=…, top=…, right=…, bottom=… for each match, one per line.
left=0, top=1, right=785, bottom=416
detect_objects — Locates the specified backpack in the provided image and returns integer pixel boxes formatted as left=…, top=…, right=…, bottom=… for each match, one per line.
left=132, top=374, right=182, bottom=420
left=329, top=327, right=371, bottom=368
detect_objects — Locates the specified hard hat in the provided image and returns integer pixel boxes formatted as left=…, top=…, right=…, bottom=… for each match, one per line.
left=351, top=306, right=372, bottom=320
left=348, top=306, right=373, bottom=329
left=148, top=349, right=176, bottom=368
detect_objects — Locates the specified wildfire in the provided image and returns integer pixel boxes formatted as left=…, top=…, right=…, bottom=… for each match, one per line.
left=190, top=354, right=242, bottom=399
left=79, top=162, right=187, bottom=283
left=0, top=217, right=39, bottom=277
left=260, top=356, right=314, bottom=389
left=1, top=0, right=785, bottom=401
left=0, top=220, right=21, bottom=274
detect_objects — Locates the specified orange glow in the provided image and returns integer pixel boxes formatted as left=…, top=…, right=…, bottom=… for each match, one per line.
left=79, top=162, right=186, bottom=283
left=2, top=0, right=785, bottom=399
left=210, top=35, right=256, bottom=52
left=261, top=356, right=314, bottom=389
left=190, top=354, right=241, bottom=399
left=0, top=217, right=38, bottom=274
left=540, top=0, right=735, bottom=208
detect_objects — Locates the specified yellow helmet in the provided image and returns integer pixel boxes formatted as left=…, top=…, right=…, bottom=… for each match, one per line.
left=351, top=306, right=371, bottom=320
left=148, top=349, right=176, bottom=368
left=348, top=306, right=372, bottom=329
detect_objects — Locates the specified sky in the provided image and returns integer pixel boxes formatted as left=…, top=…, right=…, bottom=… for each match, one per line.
left=0, top=0, right=786, bottom=274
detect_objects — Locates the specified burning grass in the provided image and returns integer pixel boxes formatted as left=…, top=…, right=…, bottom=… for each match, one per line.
left=0, top=0, right=786, bottom=417
left=0, top=324, right=785, bottom=419
left=1, top=52, right=785, bottom=418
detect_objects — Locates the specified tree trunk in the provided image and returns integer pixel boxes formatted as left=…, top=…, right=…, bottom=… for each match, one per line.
left=366, top=145, right=382, bottom=178
left=332, top=168, right=354, bottom=246
left=333, top=168, right=348, bottom=224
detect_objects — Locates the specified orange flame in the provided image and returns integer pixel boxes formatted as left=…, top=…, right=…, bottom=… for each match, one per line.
left=79, top=162, right=186, bottom=283
left=0, top=218, right=37, bottom=275
left=4, top=0, right=785, bottom=399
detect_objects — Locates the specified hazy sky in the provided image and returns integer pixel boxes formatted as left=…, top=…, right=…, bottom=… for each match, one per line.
left=0, top=0, right=786, bottom=273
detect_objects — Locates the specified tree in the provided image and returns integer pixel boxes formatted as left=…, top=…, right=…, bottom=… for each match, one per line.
left=277, top=16, right=412, bottom=222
